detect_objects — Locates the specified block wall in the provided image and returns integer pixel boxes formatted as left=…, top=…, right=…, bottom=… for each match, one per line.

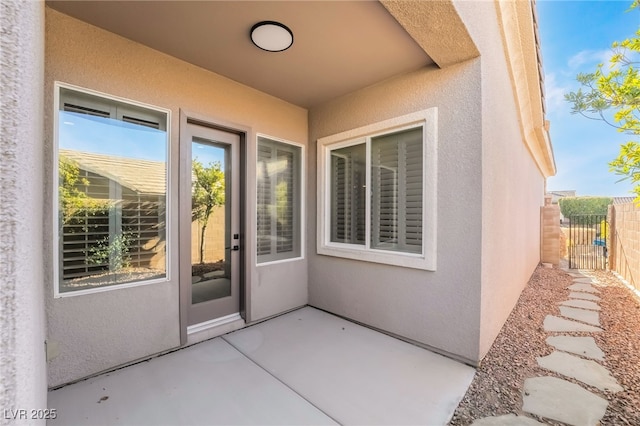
left=609, top=203, right=640, bottom=291
left=541, top=202, right=560, bottom=265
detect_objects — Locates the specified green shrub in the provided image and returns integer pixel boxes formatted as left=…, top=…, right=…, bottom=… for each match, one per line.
left=558, top=196, right=612, bottom=223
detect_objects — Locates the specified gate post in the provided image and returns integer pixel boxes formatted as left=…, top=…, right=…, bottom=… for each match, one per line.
left=608, top=204, right=616, bottom=271
left=541, top=196, right=560, bottom=265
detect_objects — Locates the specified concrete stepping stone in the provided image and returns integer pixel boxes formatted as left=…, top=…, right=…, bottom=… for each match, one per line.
left=568, top=283, right=599, bottom=293
left=572, top=277, right=595, bottom=284
left=569, top=291, right=600, bottom=301
left=546, top=336, right=605, bottom=361
left=537, top=351, right=623, bottom=392
left=561, top=299, right=600, bottom=311
left=203, top=270, right=225, bottom=279
left=559, top=306, right=600, bottom=326
left=471, top=414, right=544, bottom=425
left=523, top=376, right=608, bottom=426
left=543, top=315, right=602, bottom=332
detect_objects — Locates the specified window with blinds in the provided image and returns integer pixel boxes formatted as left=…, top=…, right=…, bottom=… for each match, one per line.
left=371, top=128, right=422, bottom=253
left=56, top=84, right=169, bottom=295
left=318, top=109, right=437, bottom=270
left=257, top=137, right=302, bottom=263
left=327, top=128, right=423, bottom=255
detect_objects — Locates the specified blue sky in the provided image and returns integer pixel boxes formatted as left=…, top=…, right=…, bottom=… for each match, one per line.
left=60, top=111, right=224, bottom=167
left=537, top=0, right=640, bottom=196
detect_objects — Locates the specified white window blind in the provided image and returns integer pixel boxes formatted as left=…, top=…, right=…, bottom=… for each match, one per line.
left=257, top=137, right=302, bottom=263
left=330, top=144, right=366, bottom=245
left=371, top=127, right=422, bottom=253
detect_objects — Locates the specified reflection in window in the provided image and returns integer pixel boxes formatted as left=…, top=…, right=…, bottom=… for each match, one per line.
left=57, top=87, right=168, bottom=293
left=257, top=137, right=302, bottom=263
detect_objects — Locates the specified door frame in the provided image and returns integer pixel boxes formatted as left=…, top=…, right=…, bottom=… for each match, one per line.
left=179, top=110, right=249, bottom=345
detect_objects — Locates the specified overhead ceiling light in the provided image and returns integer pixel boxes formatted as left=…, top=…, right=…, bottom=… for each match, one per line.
left=250, top=21, right=294, bottom=52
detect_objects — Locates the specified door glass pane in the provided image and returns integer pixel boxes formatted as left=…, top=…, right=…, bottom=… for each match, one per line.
left=191, top=139, right=230, bottom=304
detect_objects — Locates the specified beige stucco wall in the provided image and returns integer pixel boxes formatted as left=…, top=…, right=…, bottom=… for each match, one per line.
left=307, top=0, right=550, bottom=364
left=1, top=0, right=48, bottom=416
left=454, top=0, right=546, bottom=358
left=308, top=60, right=485, bottom=363
left=45, top=8, right=308, bottom=386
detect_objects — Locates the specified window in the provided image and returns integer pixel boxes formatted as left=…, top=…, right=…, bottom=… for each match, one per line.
left=257, top=136, right=303, bottom=263
left=55, top=84, right=170, bottom=295
left=317, top=109, right=437, bottom=270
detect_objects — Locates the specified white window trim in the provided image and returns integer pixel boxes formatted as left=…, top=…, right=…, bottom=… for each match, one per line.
left=53, top=81, right=172, bottom=298
left=255, top=133, right=306, bottom=267
left=317, top=108, right=437, bottom=271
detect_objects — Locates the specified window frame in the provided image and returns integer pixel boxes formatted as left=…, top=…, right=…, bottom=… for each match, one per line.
left=53, top=82, right=172, bottom=298
left=317, top=109, right=437, bottom=271
left=255, top=134, right=305, bottom=266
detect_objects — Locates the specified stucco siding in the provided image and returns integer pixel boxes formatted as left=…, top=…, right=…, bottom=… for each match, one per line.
left=45, top=8, right=308, bottom=387
left=308, top=61, right=484, bottom=363
left=1, top=0, right=48, bottom=416
left=454, top=0, right=545, bottom=358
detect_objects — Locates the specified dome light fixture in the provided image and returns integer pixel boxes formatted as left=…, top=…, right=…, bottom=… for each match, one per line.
left=250, top=21, right=294, bottom=52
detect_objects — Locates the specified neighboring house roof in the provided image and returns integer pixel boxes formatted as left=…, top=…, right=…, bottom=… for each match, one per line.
left=548, top=190, right=576, bottom=198
left=60, top=149, right=165, bottom=195
left=613, top=196, right=635, bottom=205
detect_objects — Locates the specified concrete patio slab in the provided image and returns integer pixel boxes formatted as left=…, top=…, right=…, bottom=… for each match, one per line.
left=569, top=291, right=601, bottom=301
left=546, top=336, right=605, bottom=361
left=224, top=307, right=475, bottom=425
left=523, top=376, right=608, bottom=426
left=560, top=299, right=601, bottom=311
left=568, top=283, right=599, bottom=293
left=559, top=306, right=600, bottom=326
left=471, top=414, right=544, bottom=425
left=537, top=351, right=623, bottom=392
left=48, top=338, right=337, bottom=426
left=48, top=307, right=476, bottom=425
left=543, top=315, right=602, bottom=332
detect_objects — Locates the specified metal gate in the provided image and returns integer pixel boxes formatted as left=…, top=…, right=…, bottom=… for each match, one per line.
left=568, top=215, right=608, bottom=269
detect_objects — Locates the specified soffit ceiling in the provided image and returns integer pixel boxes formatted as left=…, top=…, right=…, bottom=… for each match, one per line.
left=46, top=1, right=434, bottom=109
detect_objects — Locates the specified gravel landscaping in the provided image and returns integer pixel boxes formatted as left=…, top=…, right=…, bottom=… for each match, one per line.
left=449, top=265, right=640, bottom=425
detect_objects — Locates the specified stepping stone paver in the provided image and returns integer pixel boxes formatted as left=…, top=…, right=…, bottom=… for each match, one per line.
left=523, top=376, right=608, bottom=426
left=471, top=414, right=544, bottom=425
left=560, top=299, right=601, bottom=311
left=537, top=351, right=623, bottom=392
left=572, top=277, right=595, bottom=284
left=569, top=291, right=600, bottom=301
left=559, top=306, right=600, bottom=326
left=546, top=336, right=605, bottom=361
left=568, top=283, right=599, bottom=293
left=543, top=315, right=602, bottom=332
